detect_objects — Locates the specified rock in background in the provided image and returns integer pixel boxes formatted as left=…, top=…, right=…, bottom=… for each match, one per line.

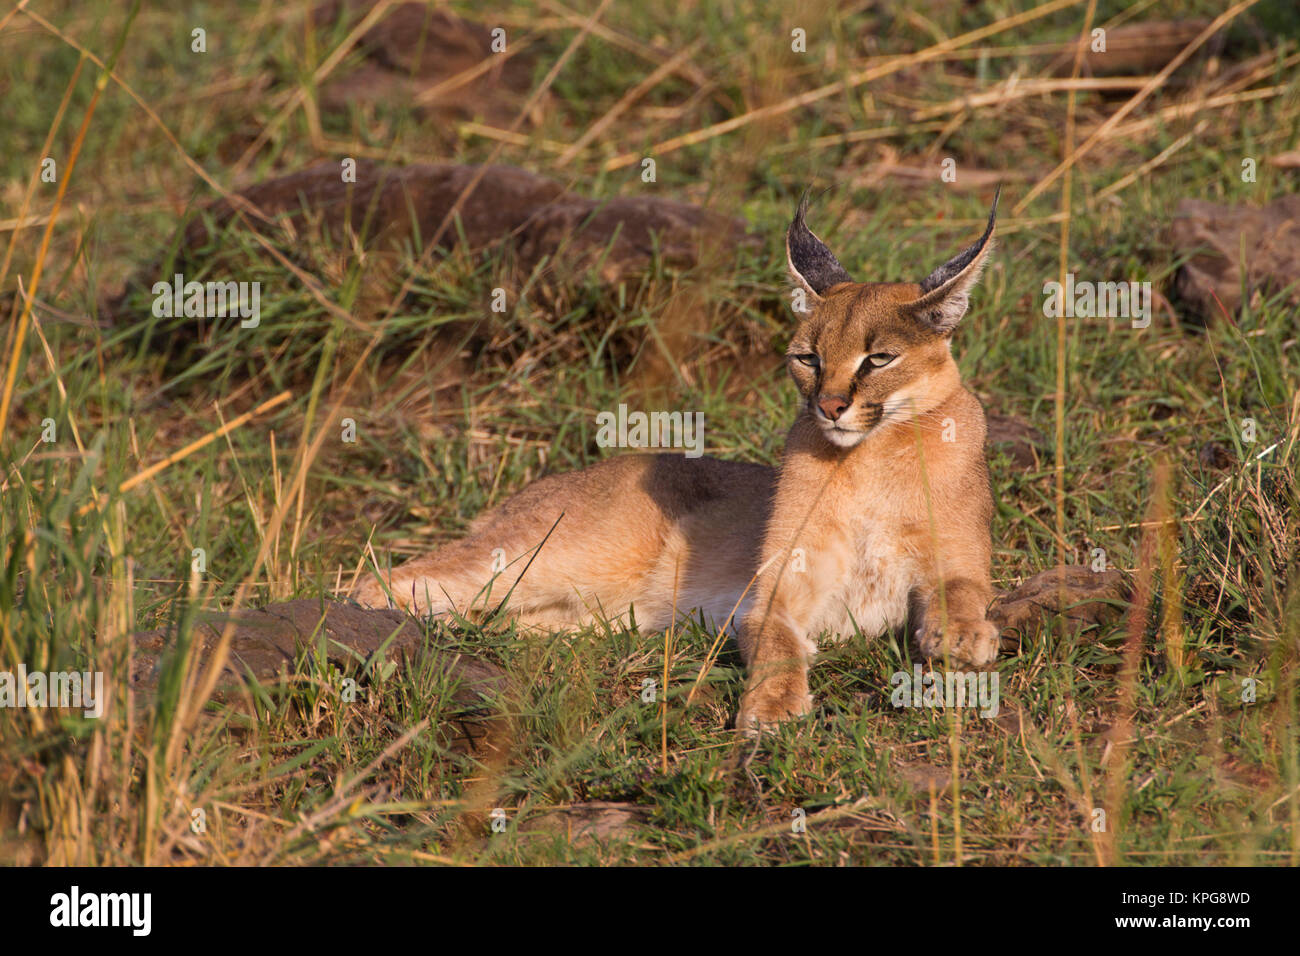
left=131, top=598, right=512, bottom=756
left=310, top=1, right=546, bottom=130
left=111, top=160, right=758, bottom=328
left=1171, top=195, right=1300, bottom=321
left=989, top=565, right=1128, bottom=649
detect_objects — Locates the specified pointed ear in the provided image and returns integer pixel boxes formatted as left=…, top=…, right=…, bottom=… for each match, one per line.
left=905, top=187, right=999, bottom=335
left=786, top=189, right=853, bottom=300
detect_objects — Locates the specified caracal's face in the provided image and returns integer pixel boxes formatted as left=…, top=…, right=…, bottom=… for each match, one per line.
left=786, top=282, right=958, bottom=449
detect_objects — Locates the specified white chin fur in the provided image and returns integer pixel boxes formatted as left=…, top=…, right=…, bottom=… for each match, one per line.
left=821, top=425, right=867, bottom=448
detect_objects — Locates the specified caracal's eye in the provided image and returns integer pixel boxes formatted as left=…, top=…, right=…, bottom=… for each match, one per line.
left=792, top=353, right=820, bottom=368
left=866, top=353, right=896, bottom=368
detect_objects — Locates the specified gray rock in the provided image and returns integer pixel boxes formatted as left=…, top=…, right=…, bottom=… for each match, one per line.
left=131, top=599, right=510, bottom=754
left=1172, top=195, right=1300, bottom=320
left=990, top=565, right=1128, bottom=647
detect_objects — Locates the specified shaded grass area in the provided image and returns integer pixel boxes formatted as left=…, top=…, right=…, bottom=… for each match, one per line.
left=1, top=0, right=1298, bottom=864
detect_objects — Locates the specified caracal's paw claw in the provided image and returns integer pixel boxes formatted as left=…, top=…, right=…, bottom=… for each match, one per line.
left=735, top=677, right=813, bottom=735
left=918, top=617, right=1000, bottom=669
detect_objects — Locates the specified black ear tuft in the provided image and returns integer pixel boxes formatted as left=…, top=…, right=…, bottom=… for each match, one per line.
left=919, top=187, right=999, bottom=293
left=907, top=187, right=999, bottom=334
left=787, top=189, right=853, bottom=299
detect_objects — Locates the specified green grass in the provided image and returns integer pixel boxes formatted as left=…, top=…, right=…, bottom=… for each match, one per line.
left=1, top=0, right=1297, bottom=865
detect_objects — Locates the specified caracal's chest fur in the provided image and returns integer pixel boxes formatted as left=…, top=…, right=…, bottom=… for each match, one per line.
left=754, top=383, right=990, bottom=658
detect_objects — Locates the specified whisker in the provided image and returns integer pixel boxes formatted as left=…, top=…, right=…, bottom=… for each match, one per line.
left=876, top=416, right=951, bottom=434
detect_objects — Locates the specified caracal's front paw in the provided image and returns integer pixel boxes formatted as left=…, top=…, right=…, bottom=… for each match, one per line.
left=735, top=675, right=813, bottom=735
left=917, top=616, right=1000, bottom=668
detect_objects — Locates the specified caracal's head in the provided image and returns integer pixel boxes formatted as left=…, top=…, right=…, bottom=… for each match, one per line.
left=784, top=188, right=998, bottom=449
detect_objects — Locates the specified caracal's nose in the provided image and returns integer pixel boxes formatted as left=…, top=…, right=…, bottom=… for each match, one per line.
left=817, top=394, right=850, bottom=421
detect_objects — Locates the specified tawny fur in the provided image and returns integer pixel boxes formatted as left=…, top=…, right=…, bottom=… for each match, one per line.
left=352, top=191, right=1002, bottom=731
